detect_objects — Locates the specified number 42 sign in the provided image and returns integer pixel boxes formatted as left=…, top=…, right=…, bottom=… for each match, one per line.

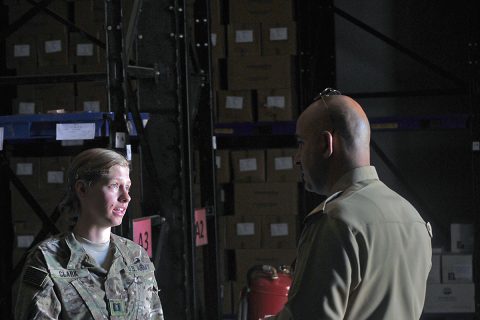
left=195, top=208, right=208, bottom=247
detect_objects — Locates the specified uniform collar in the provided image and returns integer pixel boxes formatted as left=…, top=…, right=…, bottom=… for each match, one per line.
left=306, top=166, right=379, bottom=218
left=65, top=232, right=134, bottom=269
left=65, top=232, right=92, bottom=269
left=330, top=165, right=379, bottom=194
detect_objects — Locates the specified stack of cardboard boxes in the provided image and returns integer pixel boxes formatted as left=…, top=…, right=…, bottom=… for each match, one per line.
left=423, top=224, right=475, bottom=314
left=5, top=0, right=135, bottom=114
left=216, top=148, right=300, bottom=314
left=212, top=0, right=298, bottom=123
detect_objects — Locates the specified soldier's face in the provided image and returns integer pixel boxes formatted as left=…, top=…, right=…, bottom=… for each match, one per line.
left=80, top=165, right=131, bottom=228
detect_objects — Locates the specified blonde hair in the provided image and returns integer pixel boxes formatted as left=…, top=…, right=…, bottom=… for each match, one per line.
left=59, top=148, right=129, bottom=218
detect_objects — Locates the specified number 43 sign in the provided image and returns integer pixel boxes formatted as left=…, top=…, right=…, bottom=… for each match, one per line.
left=133, top=217, right=153, bottom=257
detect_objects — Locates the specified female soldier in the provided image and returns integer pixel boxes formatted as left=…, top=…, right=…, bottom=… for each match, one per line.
left=15, top=148, right=164, bottom=319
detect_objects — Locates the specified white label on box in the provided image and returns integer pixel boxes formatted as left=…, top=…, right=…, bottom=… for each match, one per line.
left=235, top=30, right=254, bottom=43
left=266, top=96, right=286, bottom=108
left=16, top=163, right=33, bottom=175
left=275, top=156, right=293, bottom=170
left=424, top=283, right=475, bottom=313
left=17, top=235, right=34, bottom=248
left=452, top=263, right=472, bottom=281
left=47, top=171, right=64, bottom=184
left=236, top=222, right=255, bottom=236
left=56, top=123, right=95, bottom=140
left=83, top=101, right=100, bottom=112
left=270, top=27, right=288, bottom=41
left=14, top=44, right=30, bottom=57
left=76, top=43, right=94, bottom=56
left=45, top=40, right=62, bottom=53
left=19, top=102, right=35, bottom=114
left=211, top=33, right=217, bottom=47
left=215, top=155, right=221, bottom=169
left=226, top=96, right=244, bottom=109
left=0, top=127, right=3, bottom=151
left=270, top=223, right=289, bottom=236
left=239, top=158, right=257, bottom=172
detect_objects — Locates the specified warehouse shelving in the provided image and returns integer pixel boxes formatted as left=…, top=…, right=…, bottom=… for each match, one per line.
left=0, top=112, right=149, bottom=140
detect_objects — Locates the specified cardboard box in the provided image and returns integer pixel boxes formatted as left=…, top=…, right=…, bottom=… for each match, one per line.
left=70, top=31, right=104, bottom=66
left=451, top=224, right=474, bottom=253
left=229, top=0, right=295, bottom=24
left=215, top=150, right=231, bottom=184
left=228, top=55, right=294, bottom=90
left=262, top=214, right=297, bottom=249
left=261, top=21, right=297, bottom=56
left=31, top=83, right=75, bottom=113
left=442, top=254, right=473, bottom=283
left=217, top=90, right=254, bottom=123
left=266, top=148, right=300, bottom=182
left=76, top=81, right=108, bottom=112
left=423, top=283, right=475, bottom=313
left=234, top=248, right=296, bottom=284
left=38, top=156, right=70, bottom=191
left=12, top=85, right=39, bottom=114
left=257, top=87, right=297, bottom=121
left=10, top=157, right=40, bottom=190
left=231, top=150, right=265, bottom=182
left=6, top=33, right=37, bottom=73
left=427, top=254, right=441, bottom=284
left=235, top=182, right=298, bottom=215
left=227, top=23, right=261, bottom=57
left=223, top=215, right=262, bottom=249
left=37, top=29, right=69, bottom=67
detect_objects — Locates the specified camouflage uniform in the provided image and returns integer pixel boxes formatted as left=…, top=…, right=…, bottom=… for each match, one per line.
left=15, top=232, right=164, bottom=320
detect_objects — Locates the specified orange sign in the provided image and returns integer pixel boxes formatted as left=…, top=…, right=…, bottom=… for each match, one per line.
left=133, top=217, right=152, bottom=257
left=195, top=208, right=208, bottom=247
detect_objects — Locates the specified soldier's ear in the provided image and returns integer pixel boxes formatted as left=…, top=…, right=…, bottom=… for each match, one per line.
left=75, top=180, right=88, bottom=198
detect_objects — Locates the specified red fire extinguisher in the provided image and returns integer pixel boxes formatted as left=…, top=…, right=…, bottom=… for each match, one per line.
left=238, top=265, right=292, bottom=320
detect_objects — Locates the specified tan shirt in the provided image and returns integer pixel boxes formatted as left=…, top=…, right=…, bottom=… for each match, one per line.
left=15, top=232, right=164, bottom=320
left=269, top=166, right=432, bottom=320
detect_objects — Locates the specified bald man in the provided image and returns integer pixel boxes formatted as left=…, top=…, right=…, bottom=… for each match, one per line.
left=266, top=90, right=432, bottom=320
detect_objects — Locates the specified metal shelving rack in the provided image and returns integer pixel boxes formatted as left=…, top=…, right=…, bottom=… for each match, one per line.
left=0, top=1, right=220, bottom=319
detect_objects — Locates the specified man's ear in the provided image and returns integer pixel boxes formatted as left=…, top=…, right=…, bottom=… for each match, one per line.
left=321, top=131, right=334, bottom=158
left=74, top=180, right=87, bottom=199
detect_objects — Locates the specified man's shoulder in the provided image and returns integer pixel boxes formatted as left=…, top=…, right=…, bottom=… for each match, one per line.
left=328, top=179, right=423, bottom=227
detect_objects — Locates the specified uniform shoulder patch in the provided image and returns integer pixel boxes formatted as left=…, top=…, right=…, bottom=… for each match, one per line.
left=23, top=266, right=49, bottom=289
